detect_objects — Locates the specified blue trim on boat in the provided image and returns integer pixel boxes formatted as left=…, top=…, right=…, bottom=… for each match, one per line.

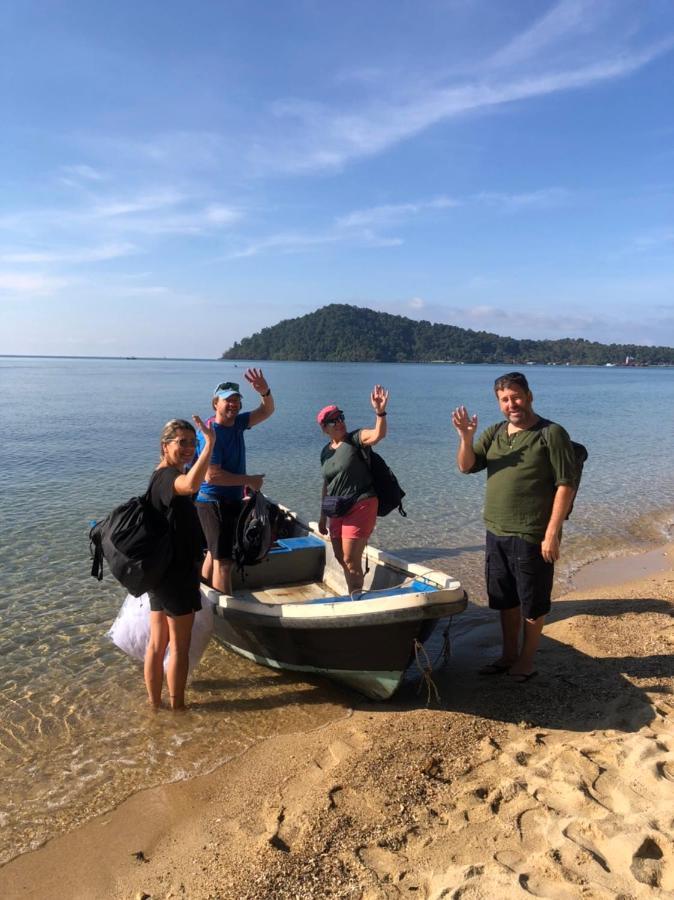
left=269, top=535, right=325, bottom=553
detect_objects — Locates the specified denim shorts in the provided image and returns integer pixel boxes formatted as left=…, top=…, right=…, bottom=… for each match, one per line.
left=485, top=531, right=553, bottom=620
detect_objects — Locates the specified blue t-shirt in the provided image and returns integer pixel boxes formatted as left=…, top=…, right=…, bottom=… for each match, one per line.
left=196, top=412, right=251, bottom=502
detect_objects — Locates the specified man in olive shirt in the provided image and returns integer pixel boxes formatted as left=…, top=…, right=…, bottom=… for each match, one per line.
left=452, top=372, right=576, bottom=681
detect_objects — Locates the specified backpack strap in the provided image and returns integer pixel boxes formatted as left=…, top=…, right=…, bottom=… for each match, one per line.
left=90, top=524, right=104, bottom=581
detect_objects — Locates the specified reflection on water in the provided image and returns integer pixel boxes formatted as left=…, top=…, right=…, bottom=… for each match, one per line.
left=0, top=357, right=672, bottom=863
left=1, top=625, right=348, bottom=864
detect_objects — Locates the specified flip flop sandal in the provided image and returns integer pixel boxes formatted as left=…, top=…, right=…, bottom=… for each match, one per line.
left=478, top=662, right=512, bottom=675
left=507, top=671, right=539, bottom=684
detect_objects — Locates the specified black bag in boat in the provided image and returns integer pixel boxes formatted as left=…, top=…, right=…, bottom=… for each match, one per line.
left=320, top=495, right=358, bottom=518
left=89, top=492, right=173, bottom=597
left=233, top=491, right=274, bottom=572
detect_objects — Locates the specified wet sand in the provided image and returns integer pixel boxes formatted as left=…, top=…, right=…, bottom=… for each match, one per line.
left=1, top=543, right=673, bottom=899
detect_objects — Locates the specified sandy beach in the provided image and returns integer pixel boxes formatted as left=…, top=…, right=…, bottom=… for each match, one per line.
left=2, top=543, right=673, bottom=900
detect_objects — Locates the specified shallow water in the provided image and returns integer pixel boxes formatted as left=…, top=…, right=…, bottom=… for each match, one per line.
left=0, top=356, right=672, bottom=862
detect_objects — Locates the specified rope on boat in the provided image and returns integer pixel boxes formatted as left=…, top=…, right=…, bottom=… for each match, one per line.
left=413, top=638, right=441, bottom=706
left=411, top=616, right=456, bottom=704
left=437, top=617, right=453, bottom=668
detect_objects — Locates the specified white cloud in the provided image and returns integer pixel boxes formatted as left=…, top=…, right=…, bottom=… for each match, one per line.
left=631, top=228, right=674, bottom=250
left=487, top=0, right=602, bottom=70
left=475, top=188, right=570, bottom=211
left=336, top=196, right=457, bottom=229
left=255, top=26, right=673, bottom=174
left=92, top=190, right=187, bottom=218
left=229, top=231, right=342, bottom=259
left=0, top=272, right=69, bottom=295
left=59, top=164, right=106, bottom=185
left=0, top=242, right=138, bottom=264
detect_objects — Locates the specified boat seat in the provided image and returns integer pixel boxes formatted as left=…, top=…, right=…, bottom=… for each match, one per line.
left=231, top=534, right=326, bottom=590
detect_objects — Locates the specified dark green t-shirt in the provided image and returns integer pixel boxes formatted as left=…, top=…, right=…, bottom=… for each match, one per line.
left=470, top=418, right=576, bottom=542
left=320, top=430, right=375, bottom=501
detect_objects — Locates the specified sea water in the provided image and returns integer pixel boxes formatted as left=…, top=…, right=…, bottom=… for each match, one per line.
left=1, top=356, right=672, bottom=863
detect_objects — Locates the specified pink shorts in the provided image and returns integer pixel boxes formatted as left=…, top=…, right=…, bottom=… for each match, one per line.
left=328, top=496, right=378, bottom=541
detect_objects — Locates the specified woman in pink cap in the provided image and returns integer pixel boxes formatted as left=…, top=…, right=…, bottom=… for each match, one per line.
left=316, top=385, right=389, bottom=594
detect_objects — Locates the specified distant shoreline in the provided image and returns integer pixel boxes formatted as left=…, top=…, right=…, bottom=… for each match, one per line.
left=0, top=353, right=218, bottom=362
left=2, top=354, right=673, bottom=369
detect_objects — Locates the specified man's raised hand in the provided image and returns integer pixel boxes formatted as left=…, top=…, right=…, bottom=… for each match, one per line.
left=451, top=405, right=478, bottom=438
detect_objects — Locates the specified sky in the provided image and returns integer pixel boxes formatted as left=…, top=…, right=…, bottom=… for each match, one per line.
left=2, top=0, right=673, bottom=357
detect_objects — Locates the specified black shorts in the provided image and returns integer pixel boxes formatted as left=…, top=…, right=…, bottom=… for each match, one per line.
left=196, top=498, right=243, bottom=561
left=485, top=531, right=553, bottom=620
left=148, top=562, right=202, bottom=618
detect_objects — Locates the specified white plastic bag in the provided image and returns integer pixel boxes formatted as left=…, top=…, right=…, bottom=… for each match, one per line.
left=107, top=592, right=214, bottom=673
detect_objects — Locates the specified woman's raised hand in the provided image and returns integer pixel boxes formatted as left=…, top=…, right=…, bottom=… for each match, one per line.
left=193, top=414, right=215, bottom=446
left=370, top=384, right=389, bottom=414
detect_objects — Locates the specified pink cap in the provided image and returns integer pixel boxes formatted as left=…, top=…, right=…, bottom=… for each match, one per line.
left=316, top=404, right=342, bottom=425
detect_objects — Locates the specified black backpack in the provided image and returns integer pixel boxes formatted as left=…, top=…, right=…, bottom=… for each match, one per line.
left=360, top=447, right=407, bottom=518
left=90, top=491, right=173, bottom=596
left=233, top=491, right=274, bottom=573
left=491, top=419, right=588, bottom=519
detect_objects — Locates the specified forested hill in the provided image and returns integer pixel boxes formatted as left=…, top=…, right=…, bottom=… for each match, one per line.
left=221, top=304, right=674, bottom=366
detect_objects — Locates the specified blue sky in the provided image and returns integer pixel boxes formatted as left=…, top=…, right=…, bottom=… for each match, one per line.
left=2, top=0, right=673, bottom=357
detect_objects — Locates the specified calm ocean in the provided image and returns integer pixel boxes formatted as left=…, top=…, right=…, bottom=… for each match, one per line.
left=1, top=356, right=672, bottom=863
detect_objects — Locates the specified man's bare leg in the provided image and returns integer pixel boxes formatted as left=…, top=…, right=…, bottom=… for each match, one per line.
left=201, top=551, right=213, bottom=585
left=497, top=606, right=521, bottom=665
left=510, top=615, right=545, bottom=676
left=212, top=558, right=233, bottom=595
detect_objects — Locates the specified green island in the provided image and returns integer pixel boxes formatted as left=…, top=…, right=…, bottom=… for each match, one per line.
left=222, top=304, right=674, bottom=366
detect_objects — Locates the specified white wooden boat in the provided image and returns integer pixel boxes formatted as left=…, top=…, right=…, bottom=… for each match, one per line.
left=201, top=508, right=467, bottom=700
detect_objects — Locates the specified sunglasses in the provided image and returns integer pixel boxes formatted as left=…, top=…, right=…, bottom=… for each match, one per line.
left=494, top=372, right=529, bottom=389
left=215, top=381, right=240, bottom=393
left=168, top=438, right=197, bottom=448
left=324, top=414, right=345, bottom=427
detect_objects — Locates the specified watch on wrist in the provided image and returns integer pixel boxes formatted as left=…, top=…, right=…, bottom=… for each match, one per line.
left=262, top=388, right=271, bottom=397
left=376, top=411, right=387, bottom=417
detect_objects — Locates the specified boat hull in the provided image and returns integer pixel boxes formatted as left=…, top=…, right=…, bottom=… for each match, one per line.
left=202, top=513, right=467, bottom=699
left=211, top=612, right=445, bottom=700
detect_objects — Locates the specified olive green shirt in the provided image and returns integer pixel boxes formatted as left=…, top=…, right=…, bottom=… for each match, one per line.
left=320, top=430, right=375, bottom=501
left=470, top=417, right=576, bottom=543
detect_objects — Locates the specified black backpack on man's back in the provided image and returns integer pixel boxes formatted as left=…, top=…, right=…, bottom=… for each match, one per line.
left=90, top=491, right=173, bottom=596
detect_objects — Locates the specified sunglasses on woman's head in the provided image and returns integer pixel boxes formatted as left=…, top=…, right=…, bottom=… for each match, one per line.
left=168, top=438, right=197, bottom=448
left=215, top=381, right=240, bottom=393
left=324, top=414, right=344, bottom=427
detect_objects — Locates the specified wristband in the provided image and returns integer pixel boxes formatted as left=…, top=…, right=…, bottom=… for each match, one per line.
left=262, top=388, right=271, bottom=397
left=376, top=411, right=387, bottom=417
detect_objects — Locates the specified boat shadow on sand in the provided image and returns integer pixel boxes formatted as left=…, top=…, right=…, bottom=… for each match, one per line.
left=187, top=674, right=349, bottom=713
left=359, top=596, right=674, bottom=736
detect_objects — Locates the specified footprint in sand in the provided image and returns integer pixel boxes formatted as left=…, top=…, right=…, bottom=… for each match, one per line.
left=562, top=821, right=612, bottom=874
left=630, top=835, right=674, bottom=891
left=357, top=845, right=406, bottom=882
left=262, top=733, right=368, bottom=850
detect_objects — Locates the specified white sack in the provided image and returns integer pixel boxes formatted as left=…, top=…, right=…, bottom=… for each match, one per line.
left=107, top=592, right=214, bottom=674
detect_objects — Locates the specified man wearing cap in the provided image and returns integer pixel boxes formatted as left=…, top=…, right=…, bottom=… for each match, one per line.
left=196, top=367, right=275, bottom=594
left=452, top=372, right=576, bottom=682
